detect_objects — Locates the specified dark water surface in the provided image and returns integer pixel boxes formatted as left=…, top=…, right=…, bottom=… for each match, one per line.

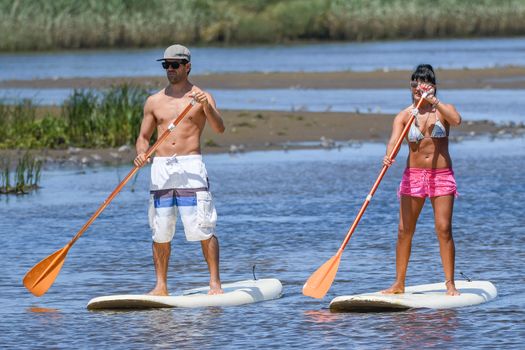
left=1, top=137, right=524, bottom=349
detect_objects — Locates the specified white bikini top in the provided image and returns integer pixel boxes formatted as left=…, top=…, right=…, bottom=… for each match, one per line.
left=407, top=110, right=448, bottom=142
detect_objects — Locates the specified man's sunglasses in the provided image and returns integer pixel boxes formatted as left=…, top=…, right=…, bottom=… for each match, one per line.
left=161, top=61, right=186, bottom=69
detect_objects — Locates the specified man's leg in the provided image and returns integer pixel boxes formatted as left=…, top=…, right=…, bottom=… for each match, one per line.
left=148, top=241, right=171, bottom=296
left=201, top=235, right=223, bottom=294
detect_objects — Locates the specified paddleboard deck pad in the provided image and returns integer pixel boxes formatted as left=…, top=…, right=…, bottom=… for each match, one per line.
left=87, top=278, right=282, bottom=310
left=330, top=280, right=497, bottom=312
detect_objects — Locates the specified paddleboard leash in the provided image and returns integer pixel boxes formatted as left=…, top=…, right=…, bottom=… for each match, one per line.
left=460, top=271, right=472, bottom=282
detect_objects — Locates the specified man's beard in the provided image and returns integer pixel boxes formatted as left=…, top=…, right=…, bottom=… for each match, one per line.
left=167, top=72, right=185, bottom=84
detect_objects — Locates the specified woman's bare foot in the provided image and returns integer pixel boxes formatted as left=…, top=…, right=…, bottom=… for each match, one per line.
left=445, top=280, right=461, bottom=296
left=147, top=285, right=169, bottom=296
left=208, top=280, right=224, bottom=295
left=381, top=281, right=405, bottom=294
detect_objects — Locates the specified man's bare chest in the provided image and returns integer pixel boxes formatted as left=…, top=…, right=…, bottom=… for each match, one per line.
left=153, top=103, right=204, bottom=128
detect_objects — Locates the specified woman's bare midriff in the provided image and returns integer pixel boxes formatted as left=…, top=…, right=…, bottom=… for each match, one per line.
left=406, top=138, right=453, bottom=169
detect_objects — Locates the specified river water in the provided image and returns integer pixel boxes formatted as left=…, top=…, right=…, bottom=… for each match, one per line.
left=1, top=37, right=525, bottom=80
left=1, top=136, right=523, bottom=349
left=2, top=37, right=525, bottom=124
left=3, top=88, right=524, bottom=123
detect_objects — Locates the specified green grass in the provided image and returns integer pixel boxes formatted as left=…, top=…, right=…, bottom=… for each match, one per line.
left=0, top=85, right=149, bottom=194
left=0, top=84, right=149, bottom=150
left=232, top=121, right=255, bottom=128
left=203, top=138, right=220, bottom=147
left=0, top=100, right=68, bottom=149
left=1, top=0, right=524, bottom=51
left=62, top=85, right=149, bottom=147
left=0, top=152, right=42, bottom=194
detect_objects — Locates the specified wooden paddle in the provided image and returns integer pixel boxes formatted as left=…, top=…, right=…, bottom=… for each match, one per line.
left=302, top=93, right=429, bottom=299
left=23, top=100, right=196, bottom=297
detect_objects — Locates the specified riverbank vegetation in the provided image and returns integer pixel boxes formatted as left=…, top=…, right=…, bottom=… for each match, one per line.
left=0, top=152, right=42, bottom=194
left=0, top=85, right=147, bottom=194
left=0, top=85, right=149, bottom=149
left=2, top=0, right=524, bottom=51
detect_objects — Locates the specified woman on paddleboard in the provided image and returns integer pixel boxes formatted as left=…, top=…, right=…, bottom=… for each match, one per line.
left=382, top=64, right=462, bottom=296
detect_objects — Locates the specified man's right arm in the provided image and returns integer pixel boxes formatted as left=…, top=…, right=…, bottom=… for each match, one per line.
left=134, top=97, right=156, bottom=167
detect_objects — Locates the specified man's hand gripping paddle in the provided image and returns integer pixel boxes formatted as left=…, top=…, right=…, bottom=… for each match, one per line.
left=302, top=93, right=429, bottom=299
left=23, top=99, right=196, bottom=297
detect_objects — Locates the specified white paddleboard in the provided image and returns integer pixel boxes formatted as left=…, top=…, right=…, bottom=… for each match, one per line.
left=87, top=278, right=282, bottom=310
left=330, top=280, right=497, bottom=312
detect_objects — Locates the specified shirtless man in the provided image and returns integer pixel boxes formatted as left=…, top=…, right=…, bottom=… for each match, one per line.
left=134, top=44, right=225, bottom=295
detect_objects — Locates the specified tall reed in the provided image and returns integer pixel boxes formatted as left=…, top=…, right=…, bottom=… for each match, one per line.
left=1, top=0, right=524, bottom=51
left=0, top=85, right=148, bottom=194
left=0, top=157, right=10, bottom=193
left=62, top=85, right=149, bottom=147
left=0, top=85, right=149, bottom=149
left=0, top=152, right=42, bottom=194
left=0, top=100, right=68, bottom=149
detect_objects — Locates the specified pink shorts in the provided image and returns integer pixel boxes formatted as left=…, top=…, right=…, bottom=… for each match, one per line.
left=398, top=168, right=458, bottom=198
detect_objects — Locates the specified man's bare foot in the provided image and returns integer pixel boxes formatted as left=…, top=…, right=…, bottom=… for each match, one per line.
left=147, top=286, right=169, bottom=296
left=445, top=281, right=461, bottom=296
left=208, top=281, right=223, bottom=295
left=381, top=281, right=405, bottom=294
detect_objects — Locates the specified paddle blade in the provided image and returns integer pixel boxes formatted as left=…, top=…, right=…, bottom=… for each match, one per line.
left=303, top=252, right=342, bottom=299
left=23, top=246, right=69, bottom=297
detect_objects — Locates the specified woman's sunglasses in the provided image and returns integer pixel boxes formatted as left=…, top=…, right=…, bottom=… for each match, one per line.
left=161, top=61, right=185, bottom=70
left=410, top=81, right=435, bottom=89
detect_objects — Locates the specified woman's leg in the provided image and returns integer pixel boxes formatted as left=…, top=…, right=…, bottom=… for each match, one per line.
left=383, top=195, right=425, bottom=293
left=430, top=195, right=460, bottom=296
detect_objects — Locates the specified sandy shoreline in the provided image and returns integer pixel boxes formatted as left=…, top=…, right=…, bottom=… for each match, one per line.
left=2, top=109, right=520, bottom=167
left=2, top=67, right=525, bottom=90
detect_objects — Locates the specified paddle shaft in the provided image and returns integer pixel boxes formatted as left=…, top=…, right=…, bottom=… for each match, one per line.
left=337, top=94, right=427, bottom=253
left=68, top=100, right=195, bottom=247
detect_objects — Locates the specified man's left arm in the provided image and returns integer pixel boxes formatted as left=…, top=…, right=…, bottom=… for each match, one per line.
left=193, top=89, right=225, bottom=133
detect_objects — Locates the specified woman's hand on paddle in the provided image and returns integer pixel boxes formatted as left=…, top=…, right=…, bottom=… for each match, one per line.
left=418, top=83, right=438, bottom=105
left=383, top=155, right=394, bottom=167
left=134, top=153, right=150, bottom=167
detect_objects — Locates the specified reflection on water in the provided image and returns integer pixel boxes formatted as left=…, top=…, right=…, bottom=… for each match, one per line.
left=0, top=137, right=523, bottom=348
left=27, top=307, right=61, bottom=314
left=303, top=309, right=341, bottom=324
left=1, top=37, right=525, bottom=80
left=388, top=310, right=459, bottom=348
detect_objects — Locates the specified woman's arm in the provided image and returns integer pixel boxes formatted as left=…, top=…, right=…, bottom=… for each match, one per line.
left=422, top=87, right=462, bottom=126
left=383, top=110, right=408, bottom=167
left=434, top=101, right=462, bottom=126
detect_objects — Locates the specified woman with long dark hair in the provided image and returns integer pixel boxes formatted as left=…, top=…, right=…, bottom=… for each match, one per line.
left=382, top=64, right=462, bottom=296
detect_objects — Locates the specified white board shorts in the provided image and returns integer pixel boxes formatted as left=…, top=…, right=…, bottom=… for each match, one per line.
left=149, top=155, right=217, bottom=242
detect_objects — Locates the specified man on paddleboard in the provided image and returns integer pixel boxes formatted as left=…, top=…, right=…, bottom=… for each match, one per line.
left=134, top=44, right=225, bottom=295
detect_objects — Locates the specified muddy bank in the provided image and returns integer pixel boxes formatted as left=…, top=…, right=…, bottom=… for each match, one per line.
left=2, top=67, right=525, bottom=90
left=1, top=109, right=521, bottom=168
